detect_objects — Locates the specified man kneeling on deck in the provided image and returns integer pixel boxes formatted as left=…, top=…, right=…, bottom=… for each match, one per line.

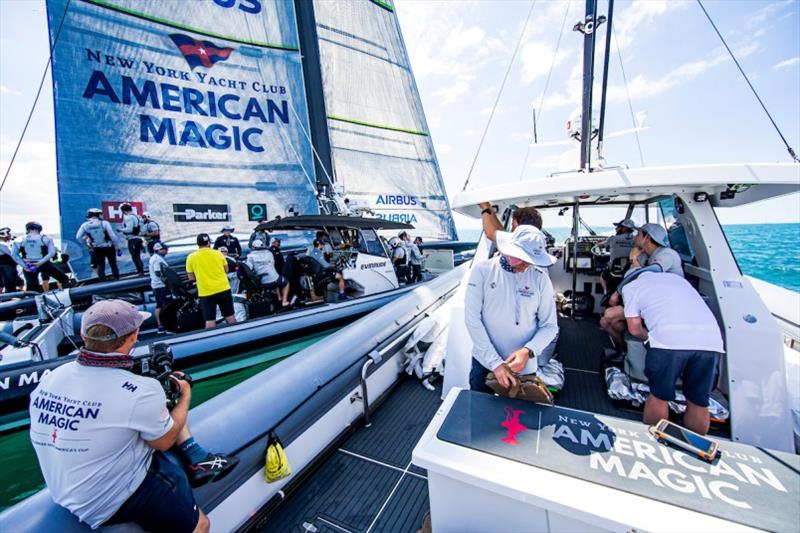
left=620, top=272, right=724, bottom=435
left=465, top=225, right=559, bottom=392
left=29, top=300, right=238, bottom=532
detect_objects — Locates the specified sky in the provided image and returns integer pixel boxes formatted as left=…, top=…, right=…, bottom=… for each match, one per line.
left=1, top=0, right=799, bottom=234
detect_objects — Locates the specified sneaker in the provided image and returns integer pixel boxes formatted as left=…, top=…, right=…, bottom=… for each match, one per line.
left=187, top=453, right=240, bottom=487
left=157, top=326, right=166, bottom=335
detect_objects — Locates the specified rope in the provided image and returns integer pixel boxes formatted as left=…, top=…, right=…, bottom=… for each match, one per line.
left=461, top=0, right=538, bottom=191
left=518, top=0, right=572, bottom=181
left=696, top=0, right=799, bottom=163
left=612, top=25, right=645, bottom=167
left=0, top=0, right=73, bottom=194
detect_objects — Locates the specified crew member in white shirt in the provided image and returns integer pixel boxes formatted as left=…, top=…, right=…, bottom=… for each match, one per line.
left=621, top=271, right=724, bottom=435
left=246, top=239, right=291, bottom=307
left=148, top=242, right=169, bottom=334
left=465, top=225, right=559, bottom=392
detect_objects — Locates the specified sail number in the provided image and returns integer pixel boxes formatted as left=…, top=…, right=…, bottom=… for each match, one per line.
left=212, top=0, right=261, bottom=15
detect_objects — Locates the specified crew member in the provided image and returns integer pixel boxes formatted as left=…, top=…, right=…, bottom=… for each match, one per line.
left=141, top=212, right=161, bottom=254
left=248, top=227, right=269, bottom=250
left=599, top=218, right=637, bottom=293
left=269, top=238, right=284, bottom=274
left=343, top=197, right=351, bottom=216
left=478, top=202, right=543, bottom=240
left=29, top=299, right=238, bottom=532
left=13, top=221, right=69, bottom=292
left=186, top=234, right=236, bottom=329
left=307, top=231, right=333, bottom=259
left=465, top=225, right=559, bottom=393
left=621, top=272, right=724, bottom=434
left=601, top=223, right=684, bottom=348
left=309, top=239, right=346, bottom=301
left=389, top=237, right=409, bottom=283
left=76, top=208, right=120, bottom=281
left=408, top=236, right=425, bottom=283
left=218, top=246, right=240, bottom=294
left=149, top=242, right=170, bottom=334
left=0, top=227, right=23, bottom=293
left=213, top=225, right=241, bottom=258
left=120, top=203, right=144, bottom=276
left=246, top=239, right=291, bottom=306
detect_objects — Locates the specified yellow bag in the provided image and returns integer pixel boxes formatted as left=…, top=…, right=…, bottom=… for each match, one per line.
left=265, top=431, right=291, bottom=483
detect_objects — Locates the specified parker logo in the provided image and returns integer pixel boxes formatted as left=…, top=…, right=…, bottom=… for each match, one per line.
left=173, top=204, right=230, bottom=222
left=102, top=201, right=145, bottom=223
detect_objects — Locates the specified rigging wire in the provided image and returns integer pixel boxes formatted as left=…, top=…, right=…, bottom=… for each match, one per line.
left=517, top=0, right=572, bottom=181
left=696, top=0, right=799, bottom=163
left=0, top=0, right=73, bottom=194
left=461, top=0, right=538, bottom=192
left=612, top=25, right=645, bottom=167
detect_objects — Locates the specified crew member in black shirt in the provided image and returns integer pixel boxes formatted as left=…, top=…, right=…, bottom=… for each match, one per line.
left=213, top=225, right=241, bottom=259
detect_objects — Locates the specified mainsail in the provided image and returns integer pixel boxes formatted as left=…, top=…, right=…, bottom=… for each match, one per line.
left=46, top=0, right=319, bottom=278
left=313, top=0, right=458, bottom=240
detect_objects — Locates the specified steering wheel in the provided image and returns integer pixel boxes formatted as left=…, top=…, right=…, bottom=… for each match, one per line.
left=590, top=243, right=610, bottom=258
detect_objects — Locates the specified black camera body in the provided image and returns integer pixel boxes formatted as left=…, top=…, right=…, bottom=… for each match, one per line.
left=132, top=342, right=192, bottom=410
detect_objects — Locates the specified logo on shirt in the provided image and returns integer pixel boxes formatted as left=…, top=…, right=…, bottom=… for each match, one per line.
left=173, top=203, right=230, bottom=222
left=490, top=282, right=496, bottom=289
left=518, top=286, right=535, bottom=298
left=122, top=381, right=139, bottom=393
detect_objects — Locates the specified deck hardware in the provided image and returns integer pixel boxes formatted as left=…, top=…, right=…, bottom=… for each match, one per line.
left=350, top=391, right=363, bottom=404
left=360, top=358, right=376, bottom=427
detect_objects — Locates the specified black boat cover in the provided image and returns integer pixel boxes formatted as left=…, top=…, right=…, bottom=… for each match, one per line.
left=255, top=215, right=413, bottom=232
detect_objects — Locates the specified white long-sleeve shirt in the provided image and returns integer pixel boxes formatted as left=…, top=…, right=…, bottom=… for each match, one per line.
left=465, top=256, right=558, bottom=375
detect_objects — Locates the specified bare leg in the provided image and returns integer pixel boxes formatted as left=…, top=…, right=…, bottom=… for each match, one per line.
left=194, top=511, right=210, bottom=533
left=280, top=284, right=290, bottom=305
left=224, top=315, right=236, bottom=325
left=643, top=395, right=670, bottom=425
left=155, top=307, right=162, bottom=327
left=683, top=401, right=711, bottom=435
left=601, top=305, right=626, bottom=347
left=176, top=424, right=192, bottom=445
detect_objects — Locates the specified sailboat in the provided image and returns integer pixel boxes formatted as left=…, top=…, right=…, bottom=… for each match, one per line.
left=0, top=0, right=464, bottom=416
left=2, top=0, right=799, bottom=531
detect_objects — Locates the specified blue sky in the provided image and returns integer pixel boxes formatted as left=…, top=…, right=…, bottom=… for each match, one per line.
left=1, top=0, right=798, bottom=233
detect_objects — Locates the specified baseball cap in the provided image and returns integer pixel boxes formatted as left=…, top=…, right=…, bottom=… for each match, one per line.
left=197, top=233, right=211, bottom=246
left=613, top=218, right=637, bottom=230
left=142, top=211, right=151, bottom=218
left=496, top=225, right=556, bottom=267
left=251, top=239, right=264, bottom=249
left=152, top=242, right=167, bottom=251
left=0, top=227, right=11, bottom=237
left=637, top=223, right=670, bottom=247
left=81, top=299, right=150, bottom=342
left=218, top=246, right=229, bottom=253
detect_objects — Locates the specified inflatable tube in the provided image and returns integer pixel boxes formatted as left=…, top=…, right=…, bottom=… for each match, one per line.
left=0, top=265, right=464, bottom=532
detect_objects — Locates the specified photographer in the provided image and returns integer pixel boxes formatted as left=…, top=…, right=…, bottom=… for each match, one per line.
left=29, top=300, right=238, bottom=532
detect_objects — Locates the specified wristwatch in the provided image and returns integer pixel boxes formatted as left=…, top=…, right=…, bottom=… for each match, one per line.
left=481, top=205, right=498, bottom=216
left=525, top=347, right=534, bottom=359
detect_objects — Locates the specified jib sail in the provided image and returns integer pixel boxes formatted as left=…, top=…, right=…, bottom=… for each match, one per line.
left=45, top=0, right=319, bottom=279
left=313, top=0, right=457, bottom=240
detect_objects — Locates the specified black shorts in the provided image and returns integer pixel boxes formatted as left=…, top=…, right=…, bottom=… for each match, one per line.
left=199, top=289, right=234, bottom=321
left=153, top=287, right=169, bottom=308
left=106, top=452, right=199, bottom=532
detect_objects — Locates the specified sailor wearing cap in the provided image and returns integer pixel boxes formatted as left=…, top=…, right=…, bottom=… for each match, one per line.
left=465, top=225, right=559, bottom=392
left=601, top=223, right=684, bottom=348
left=187, top=233, right=236, bottom=329
left=119, top=203, right=144, bottom=276
left=599, top=218, right=637, bottom=294
left=28, top=299, right=237, bottom=532
left=631, top=223, right=684, bottom=277
left=149, top=242, right=170, bottom=333
left=213, top=225, right=241, bottom=258
left=16, top=221, right=70, bottom=292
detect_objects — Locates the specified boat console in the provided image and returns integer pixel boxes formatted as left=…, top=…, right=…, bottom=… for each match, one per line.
left=413, top=389, right=800, bottom=532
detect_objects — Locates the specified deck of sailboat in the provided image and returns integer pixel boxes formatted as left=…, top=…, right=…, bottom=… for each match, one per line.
left=251, top=316, right=652, bottom=532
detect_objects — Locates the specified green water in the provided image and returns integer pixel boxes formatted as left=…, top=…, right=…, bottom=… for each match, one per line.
left=0, top=327, right=340, bottom=512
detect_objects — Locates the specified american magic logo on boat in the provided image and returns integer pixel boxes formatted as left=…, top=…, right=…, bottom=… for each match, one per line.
left=168, top=34, right=234, bottom=70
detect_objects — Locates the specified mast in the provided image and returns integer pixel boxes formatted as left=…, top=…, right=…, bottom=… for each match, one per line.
left=574, top=0, right=605, bottom=172
left=294, top=0, right=336, bottom=208
left=597, top=0, right=615, bottom=160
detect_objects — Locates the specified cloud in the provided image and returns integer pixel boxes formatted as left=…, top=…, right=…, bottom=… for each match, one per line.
left=0, top=136, right=60, bottom=232
left=613, top=0, right=689, bottom=53
left=520, top=41, right=571, bottom=85
left=435, top=80, right=470, bottom=105
left=773, top=57, right=800, bottom=71
left=0, top=85, right=20, bottom=95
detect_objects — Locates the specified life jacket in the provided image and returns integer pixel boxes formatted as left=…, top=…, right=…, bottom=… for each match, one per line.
left=83, top=219, right=113, bottom=246
left=124, top=214, right=141, bottom=237
left=0, top=242, right=15, bottom=265
left=19, top=234, right=50, bottom=260
left=393, top=245, right=407, bottom=266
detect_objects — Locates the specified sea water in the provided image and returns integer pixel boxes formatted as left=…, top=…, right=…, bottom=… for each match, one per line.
left=458, top=223, right=800, bottom=292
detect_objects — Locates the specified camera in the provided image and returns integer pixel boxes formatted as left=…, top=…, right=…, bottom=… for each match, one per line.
left=133, top=342, right=192, bottom=410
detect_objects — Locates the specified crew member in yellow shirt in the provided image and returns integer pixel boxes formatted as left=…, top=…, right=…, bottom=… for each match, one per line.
left=186, top=233, right=236, bottom=329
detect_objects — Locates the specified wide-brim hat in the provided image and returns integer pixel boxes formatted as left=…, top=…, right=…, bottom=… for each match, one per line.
left=613, top=218, right=637, bottom=230
left=496, top=225, right=557, bottom=267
